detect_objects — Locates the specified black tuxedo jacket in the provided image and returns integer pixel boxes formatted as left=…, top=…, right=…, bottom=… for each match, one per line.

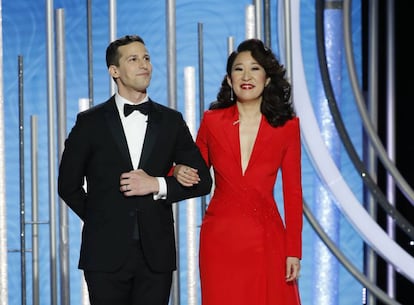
left=58, top=96, right=212, bottom=273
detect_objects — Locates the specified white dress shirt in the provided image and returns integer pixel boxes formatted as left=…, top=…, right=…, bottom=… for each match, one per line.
left=115, top=93, right=167, bottom=199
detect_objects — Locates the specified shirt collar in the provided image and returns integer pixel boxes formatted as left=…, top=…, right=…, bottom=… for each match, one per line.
left=115, top=93, right=149, bottom=115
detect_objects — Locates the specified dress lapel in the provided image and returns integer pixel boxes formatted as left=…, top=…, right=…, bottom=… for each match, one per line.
left=221, top=106, right=243, bottom=174
left=244, top=116, right=272, bottom=172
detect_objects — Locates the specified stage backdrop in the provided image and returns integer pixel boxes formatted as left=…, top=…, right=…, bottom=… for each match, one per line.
left=2, top=1, right=363, bottom=305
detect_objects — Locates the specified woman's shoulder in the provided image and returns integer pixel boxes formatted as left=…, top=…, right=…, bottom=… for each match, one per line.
left=203, top=108, right=223, bottom=118
left=287, top=116, right=300, bottom=126
left=267, top=116, right=300, bottom=135
left=280, top=116, right=300, bottom=129
left=203, top=106, right=235, bottom=120
left=199, top=108, right=236, bottom=132
left=281, top=116, right=300, bottom=137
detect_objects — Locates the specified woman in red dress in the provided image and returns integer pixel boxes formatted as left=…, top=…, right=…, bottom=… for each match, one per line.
left=176, top=38, right=303, bottom=305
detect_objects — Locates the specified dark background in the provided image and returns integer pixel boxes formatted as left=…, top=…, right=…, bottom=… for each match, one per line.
left=363, top=1, right=414, bottom=304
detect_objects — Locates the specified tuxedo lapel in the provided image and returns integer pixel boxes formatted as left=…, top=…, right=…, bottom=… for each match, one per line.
left=138, top=101, right=161, bottom=168
left=104, top=98, right=133, bottom=168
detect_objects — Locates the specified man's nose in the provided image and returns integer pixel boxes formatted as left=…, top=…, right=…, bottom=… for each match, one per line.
left=138, top=59, right=149, bottom=69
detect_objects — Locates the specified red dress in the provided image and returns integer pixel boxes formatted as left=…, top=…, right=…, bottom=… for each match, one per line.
left=196, top=106, right=302, bottom=305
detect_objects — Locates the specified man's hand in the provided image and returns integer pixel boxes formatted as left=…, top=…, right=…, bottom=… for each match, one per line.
left=120, top=169, right=159, bottom=196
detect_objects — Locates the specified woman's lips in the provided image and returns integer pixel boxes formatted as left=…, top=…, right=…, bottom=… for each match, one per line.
left=241, top=84, right=254, bottom=89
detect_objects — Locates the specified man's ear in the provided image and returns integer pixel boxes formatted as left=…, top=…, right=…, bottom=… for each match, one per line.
left=108, top=65, right=119, bottom=79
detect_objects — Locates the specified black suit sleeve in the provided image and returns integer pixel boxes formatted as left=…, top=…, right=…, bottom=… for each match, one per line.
left=164, top=113, right=212, bottom=203
left=58, top=113, right=89, bottom=220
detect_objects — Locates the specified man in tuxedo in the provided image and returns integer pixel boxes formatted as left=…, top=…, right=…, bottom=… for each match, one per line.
left=58, top=34, right=212, bottom=305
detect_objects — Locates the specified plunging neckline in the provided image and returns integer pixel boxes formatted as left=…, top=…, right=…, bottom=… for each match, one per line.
left=238, top=115, right=262, bottom=176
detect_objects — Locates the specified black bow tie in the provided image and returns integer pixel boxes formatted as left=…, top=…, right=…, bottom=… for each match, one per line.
left=123, top=102, right=150, bottom=116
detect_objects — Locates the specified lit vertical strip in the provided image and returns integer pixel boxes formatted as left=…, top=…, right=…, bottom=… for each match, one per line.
left=55, top=9, right=70, bottom=305
left=79, top=98, right=90, bottom=112
left=86, top=0, right=94, bottom=107
left=365, top=2, right=379, bottom=304
left=184, top=67, right=198, bottom=305
left=109, top=0, right=117, bottom=96
left=78, top=98, right=90, bottom=305
left=227, top=36, right=235, bottom=55
left=385, top=0, right=396, bottom=298
left=31, top=116, right=39, bottom=305
left=263, top=0, right=271, bottom=46
left=0, top=1, right=9, bottom=303
left=18, top=55, right=27, bottom=305
left=45, top=0, right=58, bottom=303
left=166, top=1, right=180, bottom=304
left=313, top=2, right=342, bottom=305
left=253, top=0, right=262, bottom=40
left=245, top=4, right=256, bottom=39
left=197, top=23, right=208, bottom=217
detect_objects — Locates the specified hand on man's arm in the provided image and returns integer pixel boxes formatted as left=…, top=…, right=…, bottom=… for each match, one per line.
left=120, top=169, right=161, bottom=197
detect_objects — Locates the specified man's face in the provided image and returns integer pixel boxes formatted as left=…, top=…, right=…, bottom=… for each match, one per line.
left=109, top=41, right=152, bottom=97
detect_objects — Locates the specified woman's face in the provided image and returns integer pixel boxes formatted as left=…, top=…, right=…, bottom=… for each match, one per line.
left=227, top=51, right=270, bottom=103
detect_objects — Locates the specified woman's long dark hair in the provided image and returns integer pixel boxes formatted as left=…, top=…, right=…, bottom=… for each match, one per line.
left=210, top=39, right=295, bottom=127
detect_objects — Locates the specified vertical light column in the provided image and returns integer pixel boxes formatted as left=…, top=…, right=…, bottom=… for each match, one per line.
left=0, top=1, right=8, bottom=303
left=197, top=23, right=208, bottom=217
left=245, top=4, right=256, bottom=39
left=184, top=67, right=198, bottom=305
left=109, top=0, right=117, bottom=96
left=263, top=0, right=271, bottom=46
left=385, top=0, right=396, bottom=299
left=227, top=36, right=235, bottom=55
left=18, top=55, right=27, bottom=305
left=0, top=0, right=9, bottom=305
left=78, top=98, right=91, bottom=305
left=31, top=116, right=39, bottom=305
left=55, top=9, right=70, bottom=305
left=0, top=0, right=6, bottom=301
left=45, top=0, right=58, bottom=303
left=312, top=2, right=342, bottom=305
left=166, top=1, right=179, bottom=304
left=253, top=0, right=262, bottom=40
left=86, top=0, right=94, bottom=107
left=364, top=2, right=379, bottom=304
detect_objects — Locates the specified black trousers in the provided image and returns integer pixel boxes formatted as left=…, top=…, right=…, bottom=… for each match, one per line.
left=84, top=241, right=173, bottom=305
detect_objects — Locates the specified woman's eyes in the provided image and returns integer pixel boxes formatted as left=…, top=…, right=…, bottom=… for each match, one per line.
left=234, top=66, right=261, bottom=71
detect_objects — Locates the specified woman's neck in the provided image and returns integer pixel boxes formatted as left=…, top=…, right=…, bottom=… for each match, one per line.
left=237, top=100, right=261, bottom=121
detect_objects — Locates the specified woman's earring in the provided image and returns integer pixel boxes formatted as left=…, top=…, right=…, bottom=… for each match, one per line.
left=230, top=87, right=234, bottom=101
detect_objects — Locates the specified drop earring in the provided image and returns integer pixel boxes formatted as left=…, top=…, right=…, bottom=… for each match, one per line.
left=230, top=86, right=234, bottom=101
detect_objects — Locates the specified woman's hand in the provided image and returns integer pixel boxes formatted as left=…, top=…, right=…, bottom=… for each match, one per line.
left=174, top=164, right=200, bottom=187
left=285, top=256, right=301, bottom=282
